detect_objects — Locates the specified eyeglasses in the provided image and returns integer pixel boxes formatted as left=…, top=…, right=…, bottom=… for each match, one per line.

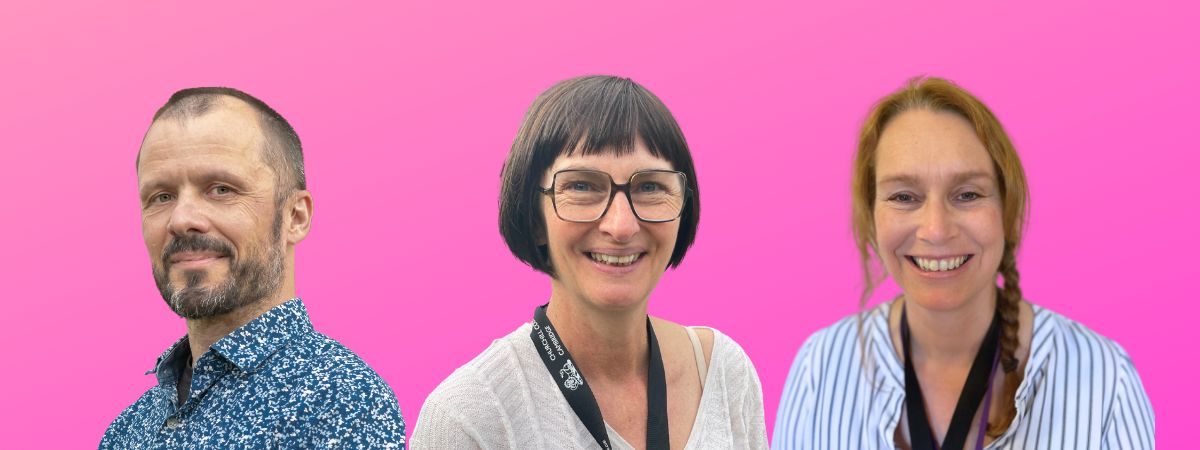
left=540, top=169, right=689, bottom=223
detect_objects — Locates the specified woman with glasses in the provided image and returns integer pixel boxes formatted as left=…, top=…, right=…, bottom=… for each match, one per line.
left=772, top=77, right=1154, bottom=450
left=411, top=75, right=768, bottom=450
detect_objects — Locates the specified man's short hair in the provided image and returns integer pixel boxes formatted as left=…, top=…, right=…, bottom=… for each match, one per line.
left=499, top=75, right=702, bottom=277
left=140, top=87, right=306, bottom=202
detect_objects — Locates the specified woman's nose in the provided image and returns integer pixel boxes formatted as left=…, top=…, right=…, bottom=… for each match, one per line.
left=598, top=194, right=640, bottom=242
left=915, top=200, right=956, bottom=244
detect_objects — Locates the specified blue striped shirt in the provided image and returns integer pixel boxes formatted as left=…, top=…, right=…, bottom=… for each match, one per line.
left=773, top=300, right=1154, bottom=450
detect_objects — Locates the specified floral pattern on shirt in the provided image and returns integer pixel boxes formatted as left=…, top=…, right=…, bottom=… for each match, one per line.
left=101, top=298, right=405, bottom=449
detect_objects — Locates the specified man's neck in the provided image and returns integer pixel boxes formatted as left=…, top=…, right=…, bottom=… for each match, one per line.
left=184, top=294, right=292, bottom=366
left=546, top=291, right=649, bottom=384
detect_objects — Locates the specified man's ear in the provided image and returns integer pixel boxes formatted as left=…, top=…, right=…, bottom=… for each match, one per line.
left=284, top=190, right=313, bottom=245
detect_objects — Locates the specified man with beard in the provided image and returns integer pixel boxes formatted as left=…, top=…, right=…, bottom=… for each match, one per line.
left=101, top=88, right=405, bottom=449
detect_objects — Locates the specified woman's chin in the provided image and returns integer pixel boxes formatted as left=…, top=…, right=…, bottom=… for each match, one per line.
left=582, top=289, right=649, bottom=312
left=901, top=287, right=976, bottom=312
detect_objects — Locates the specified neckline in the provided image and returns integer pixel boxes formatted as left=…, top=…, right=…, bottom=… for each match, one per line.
left=874, top=300, right=1049, bottom=385
left=517, top=322, right=722, bottom=450
left=869, top=300, right=1058, bottom=441
left=607, top=335, right=717, bottom=450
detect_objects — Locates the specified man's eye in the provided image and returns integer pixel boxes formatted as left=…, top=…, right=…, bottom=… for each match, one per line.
left=152, top=193, right=173, bottom=203
left=211, top=186, right=233, bottom=195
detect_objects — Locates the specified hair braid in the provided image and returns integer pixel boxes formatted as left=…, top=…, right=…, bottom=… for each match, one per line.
left=988, top=244, right=1024, bottom=437
left=997, top=245, right=1022, bottom=372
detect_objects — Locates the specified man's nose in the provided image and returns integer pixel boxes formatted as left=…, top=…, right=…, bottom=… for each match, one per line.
left=166, top=193, right=212, bottom=237
left=597, top=193, right=640, bottom=242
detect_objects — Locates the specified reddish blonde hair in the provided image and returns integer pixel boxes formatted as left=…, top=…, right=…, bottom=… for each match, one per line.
left=852, top=76, right=1029, bottom=436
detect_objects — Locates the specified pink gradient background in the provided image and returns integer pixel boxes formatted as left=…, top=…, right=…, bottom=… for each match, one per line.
left=1, top=1, right=1194, bottom=447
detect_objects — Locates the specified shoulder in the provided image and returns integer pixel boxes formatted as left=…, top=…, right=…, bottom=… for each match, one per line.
left=777, top=304, right=884, bottom=411
left=701, top=327, right=752, bottom=372
left=264, top=331, right=406, bottom=435
left=652, top=317, right=718, bottom=369
left=293, top=332, right=400, bottom=403
left=791, top=306, right=876, bottom=375
left=274, top=333, right=407, bottom=445
left=707, top=328, right=767, bottom=405
left=672, top=324, right=764, bottom=394
left=684, top=326, right=769, bottom=448
left=417, top=325, right=534, bottom=417
left=1031, top=306, right=1148, bottom=388
left=654, top=316, right=753, bottom=375
left=412, top=324, right=534, bottom=446
left=99, top=387, right=165, bottom=448
left=1029, top=305, right=1155, bottom=437
left=1033, top=305, right=1141, bottom=373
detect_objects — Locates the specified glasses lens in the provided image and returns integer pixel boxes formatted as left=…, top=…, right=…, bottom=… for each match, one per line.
left=630, top=172, right=686, bottom=221
left=553, top=171, right=611, bottom=221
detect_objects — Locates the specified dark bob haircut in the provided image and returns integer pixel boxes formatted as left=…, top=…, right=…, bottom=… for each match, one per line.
left=499, top=75, right=701, bottom=277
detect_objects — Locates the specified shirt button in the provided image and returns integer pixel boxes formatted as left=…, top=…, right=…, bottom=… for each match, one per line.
left=164, top=417, right=181, bottom=428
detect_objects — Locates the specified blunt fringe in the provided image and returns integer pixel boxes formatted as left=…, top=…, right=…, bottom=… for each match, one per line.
left=499, top=75, right=701, bottom=277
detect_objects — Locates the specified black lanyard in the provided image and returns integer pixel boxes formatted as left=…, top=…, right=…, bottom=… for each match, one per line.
left=530, top=304, right=670, bottom=450
left=901, top=303, right=1001, bottom=450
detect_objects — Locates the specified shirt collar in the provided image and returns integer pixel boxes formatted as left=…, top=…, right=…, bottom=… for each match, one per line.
left=1010, top=304, right=1057, bottom=418
left=866, top=301, right=903, bottom=391
left=209, top=298, right=313, bottom=373
left=150, top=335, right=191, bottom=385
left=867, top=300, right=1058, bottom=392
left=149, top=298, right=313, bottom=381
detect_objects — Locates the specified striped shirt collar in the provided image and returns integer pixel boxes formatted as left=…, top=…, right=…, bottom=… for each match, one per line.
left=863, top=300, right=1060, bottom=438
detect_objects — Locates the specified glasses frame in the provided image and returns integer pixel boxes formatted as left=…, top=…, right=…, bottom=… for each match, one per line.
left=540, top=169, right=690, bottom=223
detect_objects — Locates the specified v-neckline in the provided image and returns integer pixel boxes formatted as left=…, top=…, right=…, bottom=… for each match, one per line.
left=603, top=329, right=719, bottom=450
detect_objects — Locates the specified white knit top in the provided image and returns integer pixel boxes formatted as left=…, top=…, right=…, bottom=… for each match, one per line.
left=411, top=322, right=769, bottom=449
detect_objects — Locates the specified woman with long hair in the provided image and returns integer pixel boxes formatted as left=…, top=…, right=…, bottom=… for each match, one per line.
left=773, top=77, right=1154, bottom=450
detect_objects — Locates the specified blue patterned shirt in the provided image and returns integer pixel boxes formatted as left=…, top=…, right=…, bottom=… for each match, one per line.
left=100, top=298, right=406, bottom=449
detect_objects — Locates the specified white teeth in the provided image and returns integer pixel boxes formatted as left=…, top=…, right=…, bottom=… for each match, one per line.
left=590, top=252, right=641, bottom=266
left=913, top=256, right=968, bottom=272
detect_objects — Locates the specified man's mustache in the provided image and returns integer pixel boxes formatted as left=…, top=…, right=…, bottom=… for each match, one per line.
left=161, top=235, right=234, bottom=268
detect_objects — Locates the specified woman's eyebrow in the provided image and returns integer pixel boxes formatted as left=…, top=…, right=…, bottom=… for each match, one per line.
left=877, top=174, right=920, bottom=186
left=877, top=171, right=993, bottom=186
left=953, top=170, right=994, bottom=184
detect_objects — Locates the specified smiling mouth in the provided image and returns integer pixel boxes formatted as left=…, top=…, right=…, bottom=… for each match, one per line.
left=588, top=252, right=644, bottom=267
left=907, top=255, right=972, bottom=272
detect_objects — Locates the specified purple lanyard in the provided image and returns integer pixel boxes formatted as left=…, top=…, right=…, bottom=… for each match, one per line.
left=972, top=343, right=1002, bottom=450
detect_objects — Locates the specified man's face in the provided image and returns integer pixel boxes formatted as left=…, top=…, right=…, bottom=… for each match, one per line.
left=137, top=100, right=287, bottom=319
